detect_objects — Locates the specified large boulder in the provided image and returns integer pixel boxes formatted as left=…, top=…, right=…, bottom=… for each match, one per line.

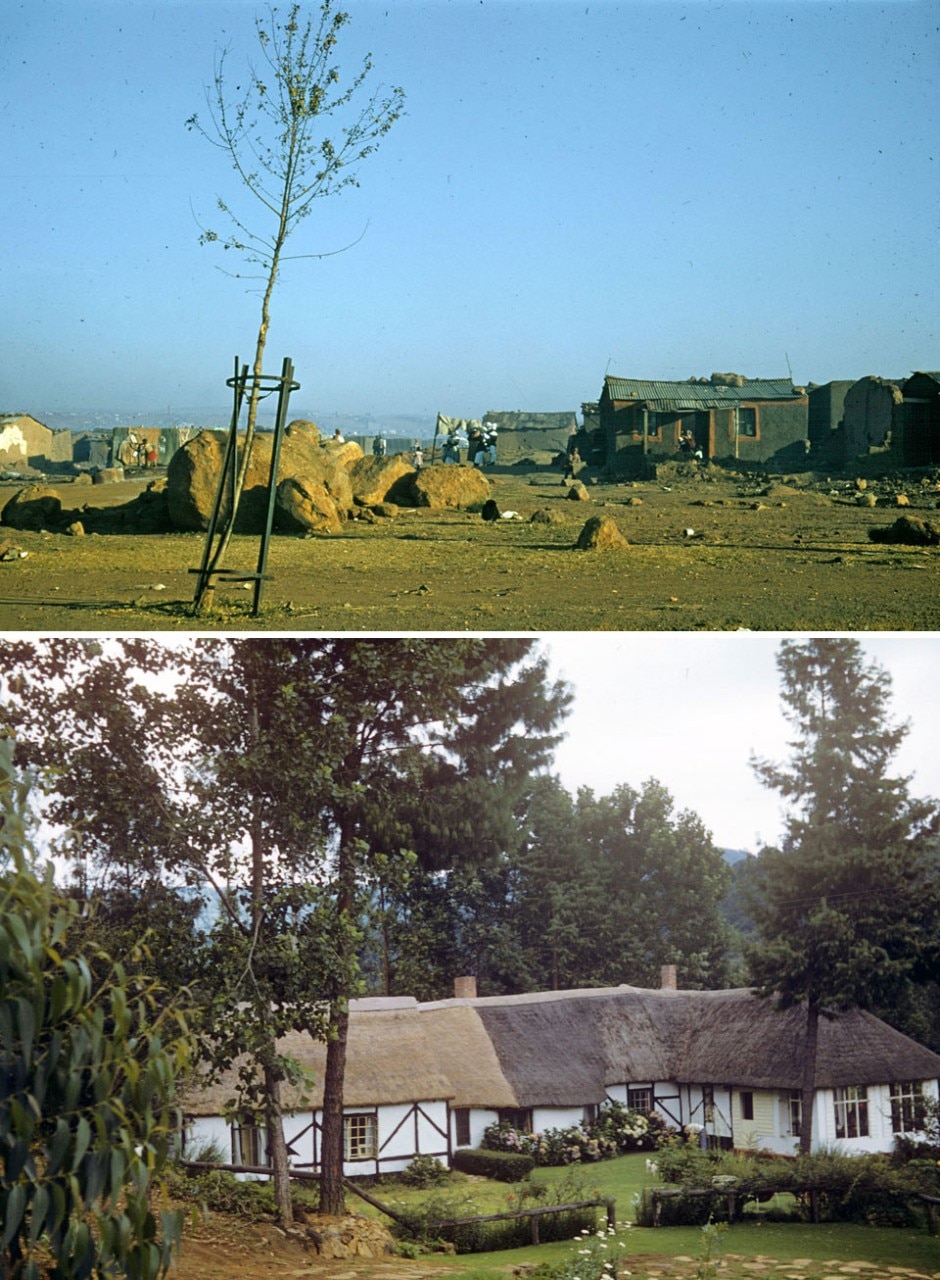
left=405, top=464, right=491, bottom=510
left=2, top=484, right=64, bottom=530
left=349, top=454, right=415, bottom=506
left=869, top=514, right=940, bottom=546
left=166, top=424, right=355, bottom=532
left=275, top=476, right=343, bottom=534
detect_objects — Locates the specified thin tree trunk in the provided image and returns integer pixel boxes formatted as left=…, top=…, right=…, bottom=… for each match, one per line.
left=195, top=219, right=285, bottom=612
left=319, top=998, right=350, bottom=1216
left=264, top=1058, right=294, bottom=1228
left=799, top=997, right=819, bottom=1157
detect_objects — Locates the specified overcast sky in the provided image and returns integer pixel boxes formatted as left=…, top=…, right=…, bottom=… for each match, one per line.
left=4, top=0, right=937, bottom=423
left=541, top=632, right=938, bottom=853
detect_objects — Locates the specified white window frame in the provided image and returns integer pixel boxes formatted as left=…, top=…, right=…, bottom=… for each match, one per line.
left=834, top=1085, right=869, bottom=1139
left=889, top=1081, right=925, bottom=1134
left=343, top=1112, right=378, bottom=1161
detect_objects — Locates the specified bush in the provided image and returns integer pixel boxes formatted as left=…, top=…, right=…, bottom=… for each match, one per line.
left=453, top=1147, right=535, bottom=1181
left=399, top=1155, right=450, bottom=1188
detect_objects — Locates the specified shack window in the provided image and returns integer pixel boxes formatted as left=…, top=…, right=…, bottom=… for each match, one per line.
left=890, top=1082, right=926, bottom=1134
left=734, top=407, right=757, bottom=436
left=740, top=1091, right=754, bottom=1122
left=343, top=1112, right=378, bottom=1161
left=834, top=1086, right=869, bottom=1139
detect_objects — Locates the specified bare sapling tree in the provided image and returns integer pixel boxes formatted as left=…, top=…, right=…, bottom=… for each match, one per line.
left=187, top=2, right=404, bottom=597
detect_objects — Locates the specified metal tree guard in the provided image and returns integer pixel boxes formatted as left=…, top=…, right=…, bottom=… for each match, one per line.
left=191, top=355, right=299, bottom=617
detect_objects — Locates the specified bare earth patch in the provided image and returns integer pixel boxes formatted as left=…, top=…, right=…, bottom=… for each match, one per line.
left=2, top=465, right=939, bottom=631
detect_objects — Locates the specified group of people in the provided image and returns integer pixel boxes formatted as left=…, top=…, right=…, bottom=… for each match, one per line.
left=116, top=434, right=158, bottom=469
left=441, top=423, right=497, bottom=467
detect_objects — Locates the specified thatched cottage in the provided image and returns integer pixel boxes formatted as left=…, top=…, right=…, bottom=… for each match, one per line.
left=183, top=976, right=940, bottom=1177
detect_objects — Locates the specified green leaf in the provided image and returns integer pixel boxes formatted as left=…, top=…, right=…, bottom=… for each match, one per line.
left=1, top=1183, right=26, bottom=1249
left=72, top=1115, right=92, bottom=1171
left=28, top=1184, right=49, bottom=1246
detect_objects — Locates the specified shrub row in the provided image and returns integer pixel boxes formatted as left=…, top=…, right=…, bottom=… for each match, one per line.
left=452, top=1147, right=535, bottom=1181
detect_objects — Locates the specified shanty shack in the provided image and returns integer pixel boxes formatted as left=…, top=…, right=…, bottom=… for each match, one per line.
left=599, top=375, right=808, bottom=474
left=183, top=978, right=940, bottom=1176
left=0, top=413, right=73, bottom=470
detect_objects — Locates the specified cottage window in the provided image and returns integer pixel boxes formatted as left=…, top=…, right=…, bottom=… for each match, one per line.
left=343, top=1112, right=378, bottom=1161
left=834, top=1086, right=869, bottom=1139
left=890, top=1081, right=926, bottom=1134
left=786, top=1090, right=802, bottom=1137
left=232, top=1122, right=267, bottom=1167
left=644, top=411, right=662, bottom=438
left=497, top=1108, right=532, bottom=1133
left=734, top=407, right=757, bottom=437
left=627, top=1087, right=653, bottom=1114
left=454, top=1108, right=472, bottom=1147
left=740, top=1091, right=754, bottom=1122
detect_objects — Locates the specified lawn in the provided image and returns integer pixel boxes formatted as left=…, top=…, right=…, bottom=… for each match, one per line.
left=352, top=1154, right=940, bottom=1280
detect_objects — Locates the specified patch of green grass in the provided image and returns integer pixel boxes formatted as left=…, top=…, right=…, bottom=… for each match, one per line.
left=353, top=1155, right=940, bottom=1279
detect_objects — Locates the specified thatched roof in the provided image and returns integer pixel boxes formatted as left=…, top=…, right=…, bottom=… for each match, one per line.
left=183, top=984, right=940, bottom=1118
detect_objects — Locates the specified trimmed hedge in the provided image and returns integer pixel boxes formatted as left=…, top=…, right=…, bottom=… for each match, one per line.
left=452, top=1147, right=535, bottom=1181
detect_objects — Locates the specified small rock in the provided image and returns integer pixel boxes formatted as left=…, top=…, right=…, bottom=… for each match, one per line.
left=575, top=514, right=628, bottom=550
left=65, top=521, right=85, bottom=536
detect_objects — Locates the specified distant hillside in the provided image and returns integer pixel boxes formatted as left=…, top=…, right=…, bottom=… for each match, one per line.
left=721, top=847, right=752, bottom=866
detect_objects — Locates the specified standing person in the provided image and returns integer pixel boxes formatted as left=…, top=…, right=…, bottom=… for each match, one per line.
left=145, top=443, right=158, bottom=468
left=467, top=424, right=484, bottom=467
left=332, top=428, right=345, bottom=444
left=372, top=434, right=387, bottom=457
left=442, top=430, right=460, bottom=464
left=484, top=423, right=497, bottom=466
left=413, top=443, right=424, bottom=469
left=562, top=446, right=581, bottom=482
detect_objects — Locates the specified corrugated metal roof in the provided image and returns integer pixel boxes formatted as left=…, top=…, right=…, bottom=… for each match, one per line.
left=605, top=377, right=798, bottom=405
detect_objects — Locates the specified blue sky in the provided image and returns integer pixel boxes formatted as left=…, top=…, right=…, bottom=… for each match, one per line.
left=3, top=0, right=937, bottom=423
left=545, top=631, right=939, bottom=852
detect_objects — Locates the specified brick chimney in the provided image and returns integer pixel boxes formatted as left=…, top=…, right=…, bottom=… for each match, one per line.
left=660, top=964, right=678, bottom=992
left=454, top=975, right=478, bottom=1000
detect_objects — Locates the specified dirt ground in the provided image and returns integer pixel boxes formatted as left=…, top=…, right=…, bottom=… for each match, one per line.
left=2, top=462, right=939, bottom=632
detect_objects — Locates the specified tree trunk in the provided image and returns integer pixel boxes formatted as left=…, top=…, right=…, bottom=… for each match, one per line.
left=264, top=1060, right=294, bottom=1228
left=318, top=999, right=349, bottom=1216
left=799, top=998, right=819, bottom=1156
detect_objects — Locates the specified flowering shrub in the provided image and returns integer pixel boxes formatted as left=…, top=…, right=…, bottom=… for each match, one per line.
left=484, top=1105, right=673, bottom=1168
left=590, top=1102, right=673, bottom=1154
left=482, top=1120, right=540, bottom=1157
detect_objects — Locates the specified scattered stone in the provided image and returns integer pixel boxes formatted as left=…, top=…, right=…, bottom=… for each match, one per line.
left=895, top=493, right=910, bottom=507
left=857, top=493, right=877, bottom=507
left=2, top=484, right=63, bottom=531
left=855, top=477, right=868, bottom=491
left=93, top=467, right=125, bottom=484
left=566, top=480, right=590, bottom=501
left=576, top=513, right=628, bottom=550
left=530, top=508, right=567, bottom=524
left=626, top=496, right=644, bottom=506
left=65, top=521, right=85, bottom=536
left=372, top=501, right=399, bottom=519
left=73, top=472, right=93, bottom=487
left=869, top=514, right=940, bottom=546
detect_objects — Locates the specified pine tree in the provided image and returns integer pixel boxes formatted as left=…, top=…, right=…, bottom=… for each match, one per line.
left=748, top=638, right=939, bottom=1153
